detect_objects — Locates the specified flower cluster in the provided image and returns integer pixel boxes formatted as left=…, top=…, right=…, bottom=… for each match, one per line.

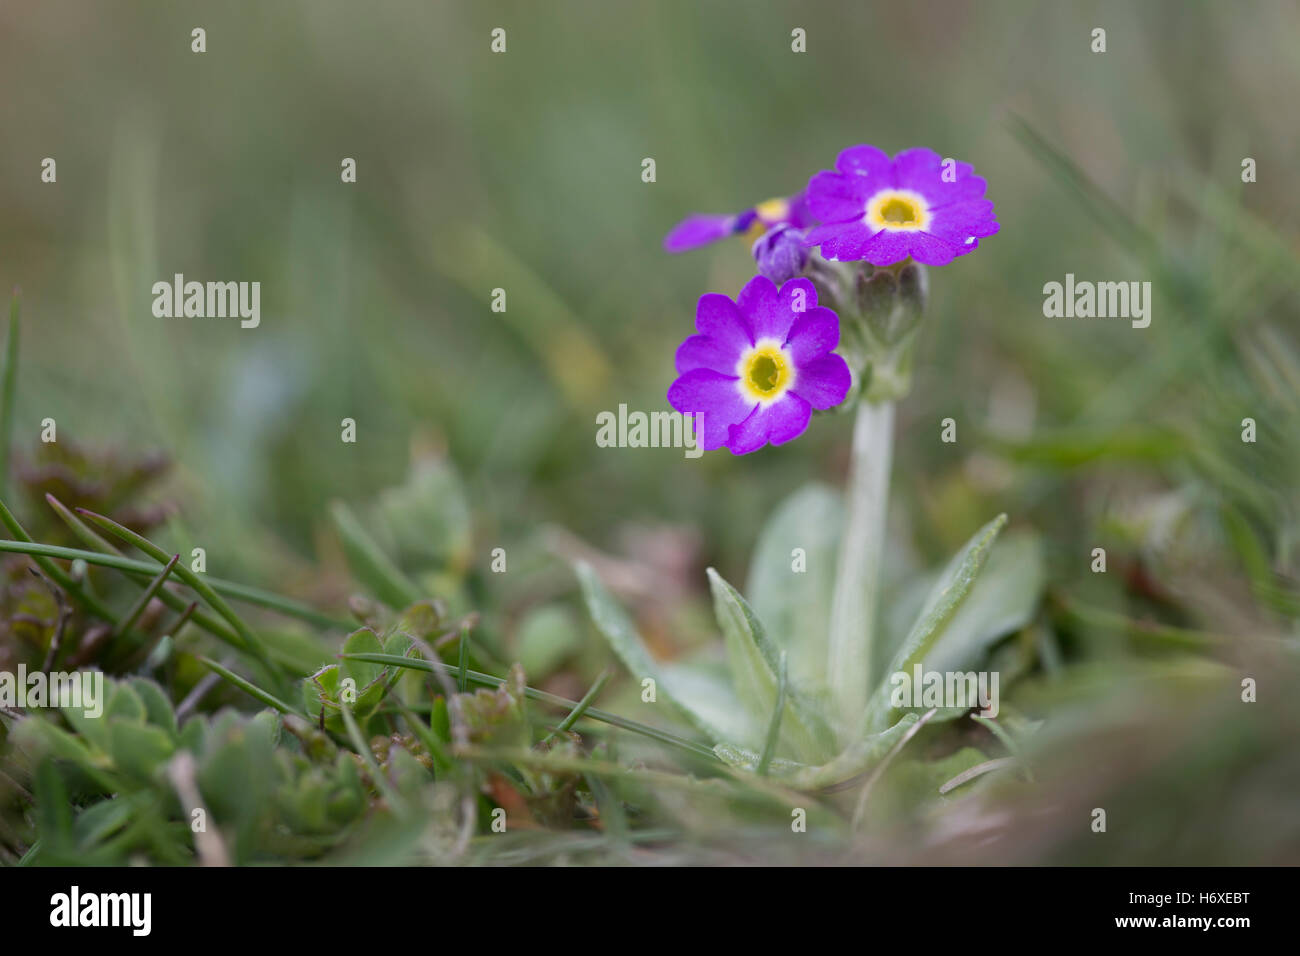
left=664, top=144, right=998, bottom=454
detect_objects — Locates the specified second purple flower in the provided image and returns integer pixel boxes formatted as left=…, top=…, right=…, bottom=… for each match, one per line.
left=804, top=145, right=999, bottom=267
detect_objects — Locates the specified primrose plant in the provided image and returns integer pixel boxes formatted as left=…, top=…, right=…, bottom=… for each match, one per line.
left=579, top=144, right=1043, bottom=790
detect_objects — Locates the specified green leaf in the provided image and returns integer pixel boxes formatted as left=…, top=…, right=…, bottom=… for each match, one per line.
left=655, top=661, right=754, bottom=745
left=745, top=483, right=843, bottom=698
left=515, top=604, right=581, bottom=678
left=329, top=499, right=423, bottom=608
left=715, top=713, right=920, bottom=790
left=707, top=568, right=835, bottom=762
left=865, top=514, right=1008, bottom=732
left=858, top=746, right=991, bottom=827
left=73, top=794, right=146, bottom=854
left=921, top=530, right=1045, bottom=675
left=301, top=629, right=408, bottom=731
left=12, top=717, right=104, bottom=778
left=62, top=682, right=116, bottom=751
left=198, top=713, right=277, bottom=857
left=128, top=677, right=178, bottom=738
left=341, top=628, right=385, bottom=690
left=883, top=530, right=1045, bottom=677
left=33, top=761, right=74, bottom=853
left=713, top=743, right=810, bottom=777
left=303, top=664, right=341, bottom=719
left=788, top=713, right=920, bottom=790
left=108, top=721, right=175, bottom=781
left=575, top=560, right=750, bottom=745
left=105, top=681, right=145, bottom=722
left=372, top=451, right=473, bottom=577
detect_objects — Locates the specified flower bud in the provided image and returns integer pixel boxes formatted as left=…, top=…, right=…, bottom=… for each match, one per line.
left=855, top=261, right=927, bottom=345
left=752, top=225, right=810, bottom=284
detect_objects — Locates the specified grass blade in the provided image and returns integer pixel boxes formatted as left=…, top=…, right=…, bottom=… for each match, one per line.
left=0, top=496, right=116, bottom=621
left=456, top=623, right=469, bottom=693
left=76, top=508, right=277, bottom=673
left=341, top=651, right=719, bottom=761
left=198, top=657, right=300, bottom=716
left=45, top=493, right=125, bottom=556
left=543, top=667, right=612, bottom=744
left=112, top=553, right=178, bottom=638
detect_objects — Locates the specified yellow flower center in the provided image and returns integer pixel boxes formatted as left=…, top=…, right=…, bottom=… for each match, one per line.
left=744, top=197, right=792, bottom=240
left=866, top=189, right=930, bottom=232
left=738, top=341, right=793, bottom=403
left=755, top=197, right=791, bottom=223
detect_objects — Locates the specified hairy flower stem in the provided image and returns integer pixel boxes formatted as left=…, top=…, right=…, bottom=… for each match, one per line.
left=827, top=396, right=894, bottom=734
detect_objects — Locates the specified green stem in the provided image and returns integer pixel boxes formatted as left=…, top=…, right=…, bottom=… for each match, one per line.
left=826, top=398, right=895, bottom=735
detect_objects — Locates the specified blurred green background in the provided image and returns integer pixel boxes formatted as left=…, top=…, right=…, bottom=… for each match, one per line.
left=1, top=1, right=1298, bottom=862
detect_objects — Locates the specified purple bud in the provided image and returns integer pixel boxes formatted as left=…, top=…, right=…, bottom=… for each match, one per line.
left=752, top=225, right=809, bottom=284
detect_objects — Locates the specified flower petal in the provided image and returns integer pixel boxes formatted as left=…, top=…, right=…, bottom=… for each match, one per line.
left=785, top=306, right=839, bottom=363
left=785, top=192, right=814, bottom=229
left=791, top=353, right=852, bottom=410
left=836, top=144, right=893, bottom=181
left=857, top=230, right=916, bottom=266
left=695, top=292, right=753, bottom=351
left=890, top=147, right=944, bottom=188
left=667, top=368, right=753, bottom=450
left=928, top=199, right=1000, bottom=242
left=725, top=394, right=813, bottom=454
left=806, top=220, right=878, bottom=262
left=892, top=148, right=991, bottom=208
left=737, top=274, right=792, bottom=342
left=675, top=334, right=735, bottom=374
left=778, top=276, right=819, bottom=315
left=899, top=232, right=966, bottom=266
left=663, top=214, right=737, bottom=252
left=805, top=169, right=872, bottom=222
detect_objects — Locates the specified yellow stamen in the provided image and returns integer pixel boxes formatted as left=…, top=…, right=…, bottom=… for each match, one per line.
left=738, top=342, right=794, bottom=402
left=755, top=197, right=791, bottom=223
left=866, top=190, right=930, bottom=232
left=744, top=197, right=792, bottom=241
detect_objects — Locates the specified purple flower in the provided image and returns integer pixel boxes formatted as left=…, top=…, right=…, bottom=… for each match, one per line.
left=664, top=194, right=811, bottom=253
left=668, top=275, right=851, bottom=455
left=752, top=224, right=809, bottom=284
left=804, top=146, right=999, bottom=267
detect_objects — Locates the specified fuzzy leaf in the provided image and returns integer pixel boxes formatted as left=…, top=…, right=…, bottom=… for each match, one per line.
left=108, top=721, right=175, bottom=781
left=921, top=530, right=1046, bottom=675
left=128, top=677, right=178, bottom=738
left=330, top=500, right=422, bottom=609
left=707, top=568, right=836, bottom=762
left=715, top=713, right=920, bottom=790
left=341, top=628, right=385, bottom=690
left=865, top=514, right=1008, bottom=732
left=746, top=483, right=843, bottom=698
left=575, top=560, right=750, bottom=745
